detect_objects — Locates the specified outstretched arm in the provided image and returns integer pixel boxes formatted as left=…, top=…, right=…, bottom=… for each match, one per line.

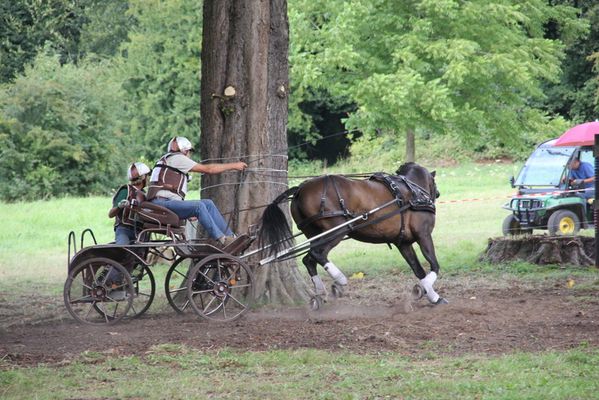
left=190, top=161, right=247, bottom=174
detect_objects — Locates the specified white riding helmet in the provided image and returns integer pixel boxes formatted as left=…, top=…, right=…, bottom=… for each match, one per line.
left=128, top=162, right=151, bottom=181
left=168, top=136, right=194, bottom=153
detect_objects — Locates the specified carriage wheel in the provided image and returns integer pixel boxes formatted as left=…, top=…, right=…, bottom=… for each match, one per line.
left=165, top=257, right=196, bottom=314
left=127, top=264, right=155, bottom=319
left=64, top=257, right=133, bottom=325
left=186, top=254, right=254, bottom=322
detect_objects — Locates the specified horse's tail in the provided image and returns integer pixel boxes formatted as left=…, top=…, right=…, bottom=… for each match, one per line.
left=258, top=186, right=300, bottom=257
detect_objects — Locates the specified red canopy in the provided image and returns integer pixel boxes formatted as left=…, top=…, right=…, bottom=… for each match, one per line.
left=554, top=120, right=599, bottom=147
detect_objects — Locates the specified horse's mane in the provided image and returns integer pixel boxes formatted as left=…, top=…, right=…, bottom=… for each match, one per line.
left=396, top=162, right=421, bottom=176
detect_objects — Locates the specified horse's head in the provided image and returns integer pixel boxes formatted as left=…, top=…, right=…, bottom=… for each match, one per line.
left=395, top=162, right=440, bottom=201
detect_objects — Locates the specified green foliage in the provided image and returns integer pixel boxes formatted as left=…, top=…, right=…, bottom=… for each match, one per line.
left=0, top=52, right=127, bottom=201
left=544, top=0, right=599, bottom=123
left=289, top=0, right=588, bottom=159
left=79, top=0, right=135, bottom=58
left=118, top=0, right=202, bottom=160
left=0, top=0, right=88, bottom=83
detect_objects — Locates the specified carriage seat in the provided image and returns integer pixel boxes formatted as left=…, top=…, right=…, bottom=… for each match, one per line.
left=131, top=201, right=186, bottom=233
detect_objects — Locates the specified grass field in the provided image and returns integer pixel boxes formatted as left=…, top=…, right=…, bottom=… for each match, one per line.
left=3, top=161, right=599, bottom=399
left=2, top=346, right=599, bottom=400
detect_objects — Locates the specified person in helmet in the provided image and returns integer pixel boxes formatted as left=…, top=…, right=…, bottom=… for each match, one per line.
left=147, top=136, right=247, bottom=245
left=108, top=162, right=151, bottom=245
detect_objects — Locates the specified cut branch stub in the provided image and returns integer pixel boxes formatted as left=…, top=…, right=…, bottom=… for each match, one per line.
left=224, top=86, right=236, bottom=97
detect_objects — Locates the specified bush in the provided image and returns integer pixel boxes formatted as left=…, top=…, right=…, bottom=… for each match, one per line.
left=0, top=52, right=129, bottom=202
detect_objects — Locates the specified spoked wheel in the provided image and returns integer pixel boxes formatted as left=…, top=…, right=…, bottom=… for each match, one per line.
left=186, top=254, right=254, bottom=322
left=64, top=257, right=133, bottom=325
left=165, top=257, right=196, bottom=314
left=128, top=263, right=155, bottom=319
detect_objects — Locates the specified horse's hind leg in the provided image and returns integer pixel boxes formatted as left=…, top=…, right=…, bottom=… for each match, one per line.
left=302, top=252, right=327, bottom=297
left=310, top=236, right=348, bottom=297
left=398, top=242, right=446, bottom=305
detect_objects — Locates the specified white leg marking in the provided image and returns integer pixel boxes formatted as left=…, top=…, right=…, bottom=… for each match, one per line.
left=420, top=272, right=440, bottom=303
left=323, top=262, right=348, bottom=285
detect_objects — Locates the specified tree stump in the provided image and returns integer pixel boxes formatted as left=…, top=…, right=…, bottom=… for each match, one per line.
left=480, top=235, right=595, bottom=266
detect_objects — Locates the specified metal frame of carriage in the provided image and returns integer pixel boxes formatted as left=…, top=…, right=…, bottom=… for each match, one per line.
left=64, top=188, right=427, bottom=326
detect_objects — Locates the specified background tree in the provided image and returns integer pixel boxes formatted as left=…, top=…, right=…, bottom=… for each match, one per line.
left=119, top=0, right=202, bottom=160
left=79, top=0, right=134, bottom=58
left=200, top=0, right=310, bottom=304
left=543, top=0, right=599, bottom=122
left=0, top=52, right=125, bottom=201
left=289, top=0, right=588, bottom=161
left=0, top=0, right=88, bottom=83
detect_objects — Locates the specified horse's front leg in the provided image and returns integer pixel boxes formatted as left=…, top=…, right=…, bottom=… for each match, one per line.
left=416, top=234, right=448, bottom=304
left=397, top=242, right=447, bottom=305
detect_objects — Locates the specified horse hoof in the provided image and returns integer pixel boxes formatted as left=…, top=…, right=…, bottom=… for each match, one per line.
left=310, top=296, right=324, bottom=311
left=331, top=283, right=345, bottom=298
left=411, top=284, right=425, bottom=300
left=434, top=297, right=449, bottom=305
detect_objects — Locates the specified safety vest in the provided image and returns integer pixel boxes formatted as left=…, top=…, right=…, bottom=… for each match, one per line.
left=113, top=184, right=146, bottom=228
left=146, top=152, right=190, bottom=200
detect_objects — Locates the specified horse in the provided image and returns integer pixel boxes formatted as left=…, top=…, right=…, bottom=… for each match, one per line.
left=258, top=162, right=447, bottom=308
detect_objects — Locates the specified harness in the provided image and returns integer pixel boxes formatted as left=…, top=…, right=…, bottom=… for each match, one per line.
left=146, top=152, right=191, bottom=200
left=297, top=175, right=354, bottom=230
left=113, top=184, right=146, bottom=229
left=297, top=172, right=435, bottom=241
left=369, top=172, right=436, bottom=214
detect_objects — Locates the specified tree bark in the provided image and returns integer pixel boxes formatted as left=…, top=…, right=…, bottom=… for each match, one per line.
left=200, top=0, right=310, bottom=304
left=480, top=235, right=595, bottom=266
left=405, top=128, right=415, bottom=162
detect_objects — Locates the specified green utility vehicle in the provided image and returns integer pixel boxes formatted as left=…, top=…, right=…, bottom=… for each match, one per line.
left=503, top=139, right=594, bottom=236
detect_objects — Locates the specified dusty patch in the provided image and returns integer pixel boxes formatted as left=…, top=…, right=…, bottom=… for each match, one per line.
left=1, top=274, right=598, bottom=367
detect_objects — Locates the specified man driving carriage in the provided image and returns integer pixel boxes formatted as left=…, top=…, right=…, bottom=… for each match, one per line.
left=147, top=136, right=247, bottom=246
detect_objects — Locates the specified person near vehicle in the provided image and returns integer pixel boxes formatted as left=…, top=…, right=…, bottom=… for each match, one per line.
left=568, top=158, right=595, bottom=199
left=147, top=136, right=247, bottom=246
left=108, top=162, right=151, bottom=244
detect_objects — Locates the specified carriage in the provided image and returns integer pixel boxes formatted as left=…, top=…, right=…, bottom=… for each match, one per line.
left=64, top=201, right=255, bottom=325
left=64, top=163, right=445, bottom=326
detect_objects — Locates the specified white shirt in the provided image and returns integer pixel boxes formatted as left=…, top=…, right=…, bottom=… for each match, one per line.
left=151, top=153, right=197, bottom=200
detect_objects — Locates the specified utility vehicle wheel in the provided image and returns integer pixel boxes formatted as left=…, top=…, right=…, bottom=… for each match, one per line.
left=64, top=257, right=133, bottom=325
left=547, top=210, right=580, bottom=236
left=186, top=254, right=254, bottom=322
left=502, top=214, right=523, bottom=236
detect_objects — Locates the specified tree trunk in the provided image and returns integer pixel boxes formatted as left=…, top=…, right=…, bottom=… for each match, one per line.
left=200, top=0, right=310, bottom=304
left=405, top=128, right=415, bottom=162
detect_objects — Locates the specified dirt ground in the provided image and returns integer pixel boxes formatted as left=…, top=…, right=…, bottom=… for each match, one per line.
left=1, top=274, right=599, bottom=367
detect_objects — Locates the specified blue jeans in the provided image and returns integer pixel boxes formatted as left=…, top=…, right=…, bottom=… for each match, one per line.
left=151, top=198, right=233, bottom=239
left=107, top=225, right=137, bottom=284
left=115, top=225, right=136, bottom=245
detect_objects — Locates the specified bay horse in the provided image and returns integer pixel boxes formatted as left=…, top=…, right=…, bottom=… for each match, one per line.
left=258, top=162, right=448, bottom=307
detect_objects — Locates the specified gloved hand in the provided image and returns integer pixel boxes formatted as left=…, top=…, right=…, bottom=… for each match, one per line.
left=118, top=199, right=130, bottom=209
left=571, top=179, right=584, bottom=186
